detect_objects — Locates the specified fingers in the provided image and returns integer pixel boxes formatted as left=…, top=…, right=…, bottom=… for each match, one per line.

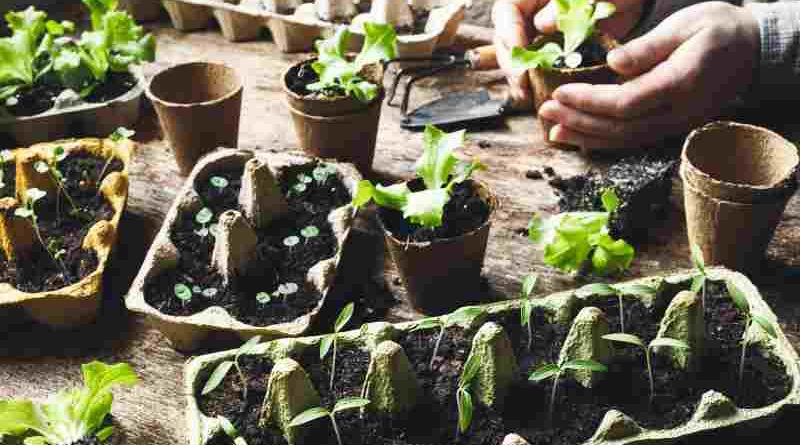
left=494, top=34, right=533, bottom=106
left=492, top=0, right=543, bottom=107
left=533, top=1, right=557, bottom=34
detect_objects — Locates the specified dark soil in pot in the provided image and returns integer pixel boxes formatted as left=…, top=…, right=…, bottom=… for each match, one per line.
left=85, top=71, right=138, bottom=103
left=5, top=83, right=61, bottom=117
left=0, top=153, right=122, bottom=292
left=285, top=60, right=335, bottom=99
left=0, top=157, right=15, bottom=198
left=144, top=162, right=351, bottom=326
left=378, top=179, right=491, bottom=243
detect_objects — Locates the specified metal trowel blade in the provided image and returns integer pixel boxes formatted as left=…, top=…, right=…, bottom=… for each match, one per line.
left=400, top=90, right=507, bottom=131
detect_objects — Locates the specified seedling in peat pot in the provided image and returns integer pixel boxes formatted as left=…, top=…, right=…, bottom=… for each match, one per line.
left=690, top=242, right=709, bottom=308
left=528, top=188, right=635, bottom=276
left=519, top=274, right=539, bottom=350
left=289, top=397, right=371, bottom=445
left=283, top=235, right=300, bottom=253
left=202, top=335, right=263, bottom=401
left=530, top=359, right=607, bottom=420
left=0, top=149, right=12, bottom=192
left=256, top=282, right=299, bottom=305
left=411, top=306, right=486, bottom=369
left=34, top=146, right=80, bottom=219
left=320, top=302, right=355, bottom=391
left=602, top=333, right=690, bottom=403
left=726, top=280, right=778, bottom=388
left=218, top=416, right=248, bottom=445
left=456, top=352, right=481, bottom=435
left=14, top=188, right=68, bottom=274
left=312, top=163, right=338, bottom=185
left=195, top=207, right=215, bottom=238
left=210, top=176, right=230, bottom=191
left=174, top=283, right=218, bottom=306
left=577, top=282, right=657, bottom=333
left=300, top=225, right=319, bottom=245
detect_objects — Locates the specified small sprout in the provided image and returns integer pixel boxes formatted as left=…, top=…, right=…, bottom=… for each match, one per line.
left=519, top=274, right=538, bottom=351
left=726, top=280, right=778, bottom=388
left=312, top=163, right=337, bottom=184
left=202, top=287, right=219, bottom=298
left=0, top=149, right=12, bottom=190
left=195, top=207, right=214, bottom=237
left=283, top=235, right=300, bottom=249
left=289, top=397, right=371, bottom=445
left=34, top=160, right=50, bottom=174
left=210, top=176, right=229, bottom=190
left=256, top=292, right=272, bottom=304
left=320, top=303, right=355, bottom=391
left=530, top=359, right=607, bottom=420
left=602, top=333, right=689, bottom=404
left=411, top=306, right=485, bottom=369
left=456, top=353, right=480, bottom=435
left=278, top=282, right=299, bottom=295
left=577, top=282, right=657, bottom=333
left=202, top=336, right=263, bottom=401
left=109, top=127, right=135, bottom=142
left=297, top=173, right=313, bottom=184
left=218, top=416, right=248, bottom=445
left=690, top=242, right=708, bottom=308
left=15, top=188, right=67, bottom=274
left=192, top=285, right=203, bottom=294
left=174, top=283, right=193, bottom=302
left=300, top=225, right=319, bottom=243
left=292, top=182, right=307, bottom=194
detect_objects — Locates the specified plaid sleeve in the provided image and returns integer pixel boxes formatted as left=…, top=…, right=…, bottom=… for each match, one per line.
left=746, top=2, right=800, bottom=97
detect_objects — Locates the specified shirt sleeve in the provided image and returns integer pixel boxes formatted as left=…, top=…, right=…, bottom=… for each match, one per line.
left=746, top=2, right=800, bottom=99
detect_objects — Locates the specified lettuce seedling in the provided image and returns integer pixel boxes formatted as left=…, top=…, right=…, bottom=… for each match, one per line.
left=519, top=274, right=538, bottom=350
left=320, top=302, right=355, bottom=391
left=511, top=0, right=615, bottom=70
left=725, top=280, right=778, bottom=388
left=289, top=397, right=370, bottom=445
left=602, top=333, right=689, bottom=403
left=353, top=125, right=485, bottom=229
left=529, top=359, right=607, bottom=419
left=410, top=306, right=485, bottom=369
left=577, top=282, right=657, bottom=333
left=456, top=352, right=480, bottom=435
left=218, top=416, right=248, bottom=445
left=690, top=242, right=708, bottom=308
left=0, top=361, right=138, bottom=445
left=308, top=22, right=397, bottom=102
left=202, top=335, right=262, bottom=401
left=528, top=188, right=634, bottom=276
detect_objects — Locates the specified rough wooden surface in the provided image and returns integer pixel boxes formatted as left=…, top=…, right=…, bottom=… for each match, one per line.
left=2, top=10, right=800, bottom=445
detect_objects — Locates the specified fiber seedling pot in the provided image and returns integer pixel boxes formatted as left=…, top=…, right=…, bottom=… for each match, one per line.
left=283, top=59, right=384, bottom=174
left=119, top=0, right=164, bottom=21
left=527, top=33, right=618, bottom=150
left=183, top=268, right=800, bottom=445
left=126, top=148, right=361, bottom=351
left=680, top=121, right=799, bottom=272
left=163, top=0, right=214, bottom=30
left=0, top=137, right=133, bottom=329
left=380, top=180, right=497, bottom=315
left=147, top=61, right=243, bottom=176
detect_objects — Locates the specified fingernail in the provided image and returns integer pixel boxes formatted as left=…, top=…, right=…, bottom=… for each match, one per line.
left=538, top=100, right=558, bottom=119
left=607, top=47, right=629, bottom=70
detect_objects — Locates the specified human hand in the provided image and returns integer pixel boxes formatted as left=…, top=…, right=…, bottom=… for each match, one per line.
left=491, top=0, right=646, bottom=107
left=539, top=2, right=760, bottom=152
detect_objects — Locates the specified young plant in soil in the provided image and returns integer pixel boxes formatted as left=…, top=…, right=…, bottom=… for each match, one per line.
left=289, top=397, right=371, bottom=445
left=14, top=187, right=68, bottom=274
left=218, top=416, right=248, bottom=445
left=34, top=145, right=81, bottom=219
left=0, top=150, right=12, bottom=194
left=410, top=306, right=485, bottom=369
left=0, top=361, right=138, bottom=445
left=97, top=127, right=134, bottom=189
left=174, top=283, right=219, bottom=307
left=353, top=124, right=485, bottom=230
left=529, top=359, right=607, bottom=420
left=726, top=280, right=779, bottom=388
left=511, top=0, right=615, bottom=70
left=577, top=282, right=657, bottom=333
left=690, top=242, right=709, bottom=308
left=256, top=282, right=298, bottom=305
left=202, top=335, right=263, bottom=401
left=455, top=351, right=481, bottom=435
left=195, top=207, right=216, bottom=238
left=529, top=188, right=635, bottom=275
left=602, top=333, right=690, bottom=403
left=519, top=273, right=539, bottom=350
left=320, top=302, right=355, bottom=391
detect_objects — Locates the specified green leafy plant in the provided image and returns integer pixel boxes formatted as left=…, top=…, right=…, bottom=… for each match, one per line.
left=529, top=359, right=607, bottom=419
left=308, top=22, right=397, bottom=102
left=410, top=306, right=485, bottom=369
left=320, top=302, right=355, bottom=391
left=511, top=0, right=615, bottom=70
left=218, top=416, right=248, bottom=445
left=519, top=274, right=538, bottom=350
left=602, top=333, right=690, bottom=403
left=528, top=188, right=634, bottom=276
left=289, top=397, right=370, bottom=445
left=195, top=207, right=214, bottom=238
left=725, top=280, right=778, bottom=388
left=34, top=146, right=80, bottom=218
left=690, top=242, right=708, bottom=308
left=202, top=336, right=262, bottom=400
left=0, top=361, right=138, bottom=445
left=577, top=282, right=657, bottom=333
left=353, top=125, right=485, bottom=229
left=455, top=352, right=480, bottom=435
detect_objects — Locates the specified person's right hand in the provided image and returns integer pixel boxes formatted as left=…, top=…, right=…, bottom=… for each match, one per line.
left=491, top=0, right=647, bottom=107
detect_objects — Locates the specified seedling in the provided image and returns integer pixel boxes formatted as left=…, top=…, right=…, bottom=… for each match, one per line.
left=283, top=235, right=300, bottom=252
left=289, top=397, right=371, bottom=445
left=528, top=188, right=635, bottom=276
left=410, top=306, right=485, bottom=369
left=174, top=283, right=218, bottom=305
left=512, top=0, right=616, bottom=70
left=300, top=225, right=319, bottom=244
left=195, top=207, right=214, bottom=237
left=34, top=146, right=80, bottom=218
left=529, top=359, right=607, bottom=419
left=210, top=176, right=229, bottom=190
left=455, top=352, right=481, bottom=435
left=577, top=282, right=657, bottom=333
left=312, top=163, right=337, bottom=185
left=14, top=188, right=68, bottom=274
left=602, top=333, right=690, bottom=403
left=320, top=302, right=355, bottom=391
left=519, top=274, right=538, bottom=350
left=726, top=280, right=778, bottom=388
left=0, top=149, right=12, bottom=192
left=202, top=335, right=263, bottom=400
left=218, top=416, right=248, bottom=445
left=690, top=242, right=708, bottom=308
left=256, top=282, right=299, bottom=304
left=109, top=126, right=135, bottom=142
left=353, top=125, right=485, bottom=230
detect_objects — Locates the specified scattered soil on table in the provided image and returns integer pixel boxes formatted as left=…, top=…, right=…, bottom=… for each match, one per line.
left=0, top=156, right=15, bottom=198
left=0, top=152, right=121, bottom=292
left=378, top=179, right=491, bottom=243
left=144, top=162, right=351, bottom=326
left=5, top=83, right=60, bottom=117
left=86, top=71, right=138, bottom=103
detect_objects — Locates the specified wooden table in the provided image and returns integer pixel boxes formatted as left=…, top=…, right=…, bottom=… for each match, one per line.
left=2, top=12, right=800, bottom=445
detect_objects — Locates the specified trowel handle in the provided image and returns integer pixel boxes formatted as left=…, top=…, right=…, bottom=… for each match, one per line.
left=466, top=45, right=499, bottom=71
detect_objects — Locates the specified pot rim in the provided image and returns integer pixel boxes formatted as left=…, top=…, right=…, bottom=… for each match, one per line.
left=680, top=164, right=794, bottom=208
left=284, top=91, right=384, bottom=120
left=530, top=31, right=619, bottom=75
left=146, top=61, right=243, bottom=109
left=281, top=57, right=383, bottom=106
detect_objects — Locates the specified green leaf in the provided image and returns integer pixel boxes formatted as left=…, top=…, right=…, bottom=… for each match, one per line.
left=520, top=299, right=533, bottom=327
left=319, top=335, right=335, bottom=360
left=590, top=232, right=635, bottom=276
left=218, top=415, right=239, bottom=438
left=690, top=242, right=705, bottom=273
left=332, top=397, right=371, bottom=414
left=202, top=361, right=233, bottom=395
left=354, top=22, right=397, bottom=69
left=456, top=388, right=473, bottom=433
left=352, top=180, right=375, bottom=208
left=174, top=284, right=192, bottom=302
left=650, top=337, right=691, bottom=350
left=459, top=353, right=481, bottom=387
left=563, top=359, right=608, bottom=373
left=726, top=280, right=750, bottom=314
left=752, top=314, right=778, bottom=339
left=196, top=207, right=213, bottom=225
left=616, top=283, right=657, bottom=299
left=300, top=225, right=320, bottom=239
left=448, top=160, right=485, bottom=190
left=511, top=42, right=562, bottom=72
left=556, top=0, right=597, bottom=54
left=691, top=274, right=705, bottom=293
left=334, top=302, right=354, bottom=333
left=256, top=292, right=272, bottom=304
left=577, top=283, right=617, bottom=297
left=593, top=2, right=616, bottom=20
left=76, top=362, right=138, bottom=432
left=602, top=332, right=645, bottom=348
left=409, top=317, right=442, bottom=332
left=417, top=125, right=465, bottom=190
left=529, top=363, right=560, bottom=382
left=373, top=183, right=410, bottom=211
left=403, top=189, right=449, bottom=229
left=210, top=176, right=229, bottom=189
left=600, top=188, right=620, bottom=213
left=237, top=335, right=262, bottom=357
left=95, top=425, right=114, bottom=441
left=521, top=274, right=538, bottom=298
left=0, top=400, right=48, bottom=437
left=26, top=188, right=47, bottom=203
left=14, top=208, right=33, bottom=219
left=288, top=407, right=330, bottom=427
left=446, top=306, right=485, bottom=327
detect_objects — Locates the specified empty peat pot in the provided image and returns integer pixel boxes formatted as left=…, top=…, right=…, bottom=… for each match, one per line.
left=147, top=61, right=243, bottom=176
left=283, top=59, right=383, bottom=173
left=681, top=121, right=799, bottom=271
left=527, top=32, right=618, bottom=150
left=378, top=180, right=497, bottom=315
